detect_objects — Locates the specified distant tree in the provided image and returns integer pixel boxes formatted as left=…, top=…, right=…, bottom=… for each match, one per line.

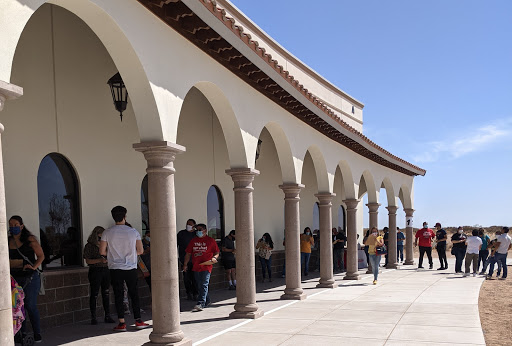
left=48, top=193, right=71, bottom=235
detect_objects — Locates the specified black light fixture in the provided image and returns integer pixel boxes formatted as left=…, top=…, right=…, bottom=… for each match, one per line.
left=255, top=139, right=263, bottom=162
left=107, top=72, right=128, bottom=121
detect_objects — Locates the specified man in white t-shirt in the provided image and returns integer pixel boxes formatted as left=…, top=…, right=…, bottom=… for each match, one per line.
left=464, top=229, right=482, bottom=277
left=490, top=226, right=511, bottom=280
left=100, top=206, right=148, bottom=331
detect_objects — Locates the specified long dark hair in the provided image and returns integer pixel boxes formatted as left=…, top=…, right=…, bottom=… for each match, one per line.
left=262, top=232, right=274, bottom=249
left=303, top=227, right=311, bottom=234
left=9, top=215, right=33, bottom=244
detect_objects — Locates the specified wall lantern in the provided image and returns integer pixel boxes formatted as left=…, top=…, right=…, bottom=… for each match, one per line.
left=107, top=72, right=128, bottom=121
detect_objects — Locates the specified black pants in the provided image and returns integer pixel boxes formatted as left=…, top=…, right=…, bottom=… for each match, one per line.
left=110, top=269, right=141, bottom=319
left=182, top=262, right=198, bottom=296
left=88, top=266, right=111, bottom=318
left=418, top=246, right=433, bottom=267
left=436, top=244, right=448, bottom=268
left=453, top=247, right=465, bottom=273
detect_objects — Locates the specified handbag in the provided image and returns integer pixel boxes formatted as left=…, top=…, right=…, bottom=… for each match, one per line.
left=376, top=244, right=387, bottom=255
left=14, top=244, right=45, bottom=295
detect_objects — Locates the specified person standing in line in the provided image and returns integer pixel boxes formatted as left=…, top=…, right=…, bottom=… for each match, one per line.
left=221, top=230, right=236, bottom=290
left=382, top=227, right=389, bottom=267
left=463, top=229, right=482, bottom=277
left=100, top=206, right=149, bottom=332
left=83, top=226, right=115, bottom=325
left=477, top=228, right=490, bottom=272
left=256, top=233, right=274, bottom=282
left=396, top=227, right=405, bottom=263
left=8, top=215, right=44, bottom=343
left=364, top=227, right=384, bottom=285
left=414, top=222, right=435, bottom=269
left=480, top=230, right=502, bottom=277
left=434, top=222, right=448, bottom=270
left=451, top=226, right=467, bottom=273
left=300, top=227, right=314, bottom=276
left=488, top=226, right=511, bottom=280
left=140, top=230, right=151, bottom=291
left=183, top=223, right=220, bottom=311
left=332, top=227, right=346, bottom=272
left=177, top=219, right=199, bottom=300
left=281, top=233, right=286, bottom=278
left=312, top=229, right=320, bottom=271
left=363, top=229, right=370, bottom=267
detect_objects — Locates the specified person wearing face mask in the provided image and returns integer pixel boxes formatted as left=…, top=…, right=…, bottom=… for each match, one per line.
left=364, top=227, right=384, bottom=285
left=177, top=219, right=199, bottom=300
left=8, top=215, right=45, bottom=343
left=140, top=230, right=152, bottom=290
left=256, top=233, right=274, bottom=282
left=414, top=222, right=435, bottom=269
left=434, top=222, right=448, bottom=270
left=221, top=230, right=236, bottom=290
left=451, top=226, right=467, bottom=273
left=300, top=227, right=315, bottom=277
left=183, top=224, right=220, bottom=311
left=83, top=226, right=115, bottom=325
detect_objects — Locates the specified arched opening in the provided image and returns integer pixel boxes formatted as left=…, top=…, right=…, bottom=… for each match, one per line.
left=37, top=153, right=81, bottom=268
left=338, top=205, right=346, bottom=231
left=313, top=202, right=320, bottom=231
left=207, top=185, right=225, bottom=245
left=141, top=174, right=149, bottom=233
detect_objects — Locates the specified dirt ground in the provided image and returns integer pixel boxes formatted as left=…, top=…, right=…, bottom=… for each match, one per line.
left=479, top=266, right=512, bottom=346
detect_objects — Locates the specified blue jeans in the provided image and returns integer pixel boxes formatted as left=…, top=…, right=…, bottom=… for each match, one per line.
left=483, top=255, right=502, bottom=275
left=397, top=245, right=404, bottom=262
left=489, top=253, right=508, bottom=278
left=478, top=249, right=489, bottom=271
left=301, top=252, right=311, bottom=275
left=259, top=255, right=272, bottom=279
left=194, top=271, right=211, bottom=308
left=15, top=271, right=41, bottom=335
left=369, top=254, right=381, bottom=280
left=333, top=248, right=344, bottom=271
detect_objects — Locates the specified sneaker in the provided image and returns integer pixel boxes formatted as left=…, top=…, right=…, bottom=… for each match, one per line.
left=473, top=273, right=477, bottom=277
left=193, top=305, right=203, bottom=312
left=91, top=318, right=98, bottom=325
left=463, top=273, right=469, bottom=277
left=373, top=280, right=377, bottom=285
left=429, top=264, right=433, bottom=269
left=105, top=316, right=116, bottom=323
left=478, top=271, right=486, bottom=275
left=486, top=275, right=493, bottom=280
left=205, top=301, right=211, bottom=308
left=135, top=319, right=149, bottom=329
left=34, top=333, right=42, bottom=343
left=113, top=323, right=127, bottom=332
left=498, top=277, right=506, bottom=280
left=418, top=266, right=424, bottom=269
left=437, top=267, right=444, bottom=270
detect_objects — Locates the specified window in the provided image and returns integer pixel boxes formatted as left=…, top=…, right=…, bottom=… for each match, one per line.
left=207, top=185, right=224, bottom=244
left=141, top=175, right=149, bottom=233
left=351, top=105, right=355, bottom=114
left=338, top=205, right=346, bottom=231
left=37, top=153, right=81, bottom=268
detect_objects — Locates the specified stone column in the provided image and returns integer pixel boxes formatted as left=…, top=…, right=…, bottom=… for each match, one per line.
left=133, top=141, right=191, bottom=346
left=365, top=203, right=380, bottom=274
left=279, top=184, right=306, bottom=300
left=386, top=206, right=398, bottom=269
left=316, top=193, right=335, bottom=288
left=343, top=199, right=360, bottom=280
left=226, top=168, right=264, bottom=318
left=404, top=208, right=415, bottom=265
left=0, top=81, right=23, bottom=346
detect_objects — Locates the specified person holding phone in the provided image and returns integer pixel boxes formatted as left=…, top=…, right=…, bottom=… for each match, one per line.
left=256, top=233, right=274, bottom=282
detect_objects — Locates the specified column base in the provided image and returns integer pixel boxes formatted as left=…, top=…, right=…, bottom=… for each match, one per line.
left=343, top=273, right=360, bottom=280
left=281, top=292, right=307, bottom=300
left=149, top=332, right=192, bottom=345
left=316, top=279, right=335, bottom=288
left=386, top=263, right=398, bottom=269
left=229, top=309, right=264, bottom=319
left=403, top=260, right=415, bottom=265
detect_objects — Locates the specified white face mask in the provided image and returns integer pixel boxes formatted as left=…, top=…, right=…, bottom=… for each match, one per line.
left=186, top=225, right=193, bottom=231
left=458, top=230, right=463, bottom=234
left=372, top=232, right=378, bottom=236
left=145, top=236, right=150, bottom=242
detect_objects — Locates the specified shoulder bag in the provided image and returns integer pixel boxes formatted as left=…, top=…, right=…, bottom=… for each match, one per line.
left=14, top=244, right=45, bottom=295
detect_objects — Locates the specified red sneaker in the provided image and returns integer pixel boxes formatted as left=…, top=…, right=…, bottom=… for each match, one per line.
left=113, top=323, right=127, bottom=332
left=135, top=319, right=149, bottom=330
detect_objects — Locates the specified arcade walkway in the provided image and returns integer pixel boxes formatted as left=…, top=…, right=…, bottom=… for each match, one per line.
left=41, top=258, right=485, bottom=345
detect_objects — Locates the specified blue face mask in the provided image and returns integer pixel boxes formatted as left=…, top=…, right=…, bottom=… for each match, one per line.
left=196, top=230, right=204, bottom=237
left=9, top=226, right=21, bottom=235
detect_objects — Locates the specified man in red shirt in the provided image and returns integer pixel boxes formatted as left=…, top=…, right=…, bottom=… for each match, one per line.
left=414, top=222, right=436, bottom=269
left=183, top=223, right=220, bottom=311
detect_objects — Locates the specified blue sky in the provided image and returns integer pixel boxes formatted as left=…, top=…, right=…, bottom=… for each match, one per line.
left=230, top=0, right=512, bottom=228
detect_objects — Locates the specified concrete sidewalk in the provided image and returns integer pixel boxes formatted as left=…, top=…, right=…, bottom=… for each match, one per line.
left=40, top=257, right=488, bottom=345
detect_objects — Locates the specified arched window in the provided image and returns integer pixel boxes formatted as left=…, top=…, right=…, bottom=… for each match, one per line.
left=37, top=153, right=81, bottom=268
left=141, top=175, right=149, bottom=233
left=207, top=185, right=224, bottom=244
left=313, top=202, right=320, bottom=231
left=338, top=205, right=346, bottom=231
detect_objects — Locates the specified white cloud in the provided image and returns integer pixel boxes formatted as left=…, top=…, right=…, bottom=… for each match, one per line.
left=412, top=118, right=512, bottom=163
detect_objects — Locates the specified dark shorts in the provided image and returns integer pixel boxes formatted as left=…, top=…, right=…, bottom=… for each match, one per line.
left=223, top=259, right=236, bottom=270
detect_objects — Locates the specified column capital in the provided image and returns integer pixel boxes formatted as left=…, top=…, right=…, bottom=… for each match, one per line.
left=134, top=141, right=185, bottom=174
left=386, top=205, right=398, bottom=214
left=0, top=80, right=23, bottom=112
left=343, top=199, right=360, bottom=210
left=366, top=202, right=381, bottom=213
left=315, top=192, right=336, bottom=205
left=279, top=183, right=304, bottom=196
left=226, top=168, right=260, bottom=189
left=404, top=208, right=415, bottom=217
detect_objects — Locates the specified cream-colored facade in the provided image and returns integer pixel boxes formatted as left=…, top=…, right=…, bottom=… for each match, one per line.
left=0, top=1, right=425, bottom=345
